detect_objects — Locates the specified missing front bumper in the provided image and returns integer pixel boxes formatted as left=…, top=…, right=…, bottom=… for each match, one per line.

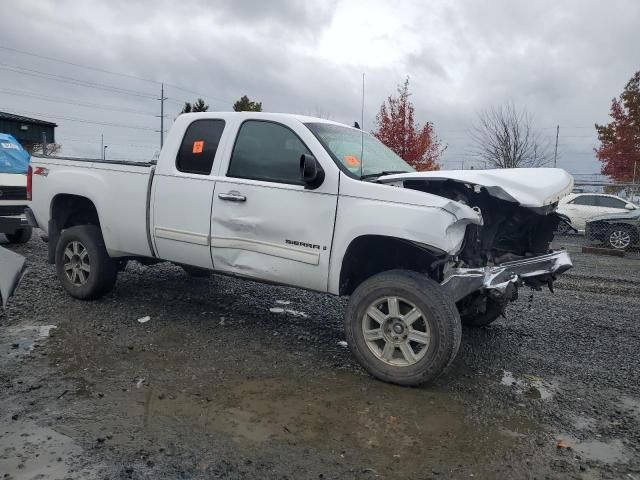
left=440, top=250, right=573, bottom=303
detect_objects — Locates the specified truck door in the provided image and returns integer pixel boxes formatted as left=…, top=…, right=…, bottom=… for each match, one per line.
left=210, top=120, right=338, bottom=292
left=151, top=119, right=226, bottom=268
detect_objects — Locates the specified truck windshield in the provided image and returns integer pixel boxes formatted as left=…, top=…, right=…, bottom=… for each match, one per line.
left=305, top=122, right=414, bottom=178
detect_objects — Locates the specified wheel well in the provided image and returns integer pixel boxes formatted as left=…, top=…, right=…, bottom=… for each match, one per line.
left=51, top=194, right=100, bottom=230
left=339, top=235, right=445, bottom=296
left=47, top=194, right=101, bottom=264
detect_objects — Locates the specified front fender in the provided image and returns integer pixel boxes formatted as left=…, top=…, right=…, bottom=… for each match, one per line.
left=328, top=196, right=478, bottom=294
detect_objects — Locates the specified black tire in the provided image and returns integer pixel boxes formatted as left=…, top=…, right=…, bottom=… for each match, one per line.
left=345, top=270, right=462, bottom=386
left=55, top=225, right=117, bottom=300
left=607, top=225, right=634, bottom=251
left=5, top=227, right=32, bottom=244
left=181, top=265, right=212, bottom=277
left=460, top=297, right=504, bottom=327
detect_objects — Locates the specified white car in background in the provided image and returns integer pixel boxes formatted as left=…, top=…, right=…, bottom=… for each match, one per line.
left=557, top=193, right=638, bottom=233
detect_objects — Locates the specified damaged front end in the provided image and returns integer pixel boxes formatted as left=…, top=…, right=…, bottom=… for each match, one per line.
left=379, top=168, right=574, bottom=315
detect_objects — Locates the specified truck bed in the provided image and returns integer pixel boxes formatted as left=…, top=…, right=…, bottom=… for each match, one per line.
left=29, top=155, right=156, bottom=259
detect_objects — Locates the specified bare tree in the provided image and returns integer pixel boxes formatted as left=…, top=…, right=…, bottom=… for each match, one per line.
left=24, top=143, right=62, bottom=156
left=470, top=103, right=551, bottom=168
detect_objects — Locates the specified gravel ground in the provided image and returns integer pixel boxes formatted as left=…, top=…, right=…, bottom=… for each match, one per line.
left=1, top=233, right=639, bottom=479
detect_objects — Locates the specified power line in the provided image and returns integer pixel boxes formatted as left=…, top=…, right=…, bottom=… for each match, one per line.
left=0, top=45, right=236, bottom=107
left=7, top=109, right=157, bottom=131
left=0, top=63, right=156, bottom=99
left=0, top=88, right=156, bottom=116
left=0, top=45, right=161, bottom=85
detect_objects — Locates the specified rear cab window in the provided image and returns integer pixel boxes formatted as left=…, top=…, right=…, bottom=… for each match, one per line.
left=176, top=119, right=225, bottom=175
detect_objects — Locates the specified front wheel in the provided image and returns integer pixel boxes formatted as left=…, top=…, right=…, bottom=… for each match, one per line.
left=55, top=225, right=117, bottom=300
left=460, top=296, right=505, bottom=327
left=345, top=270, right=462, bottom=386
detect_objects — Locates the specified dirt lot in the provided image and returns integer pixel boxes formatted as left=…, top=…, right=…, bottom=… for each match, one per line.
left=1, top=233, right=639, bottom=479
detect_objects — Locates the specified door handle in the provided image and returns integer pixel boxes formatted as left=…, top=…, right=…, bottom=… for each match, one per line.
left=218, top=190, right=246, bottom=202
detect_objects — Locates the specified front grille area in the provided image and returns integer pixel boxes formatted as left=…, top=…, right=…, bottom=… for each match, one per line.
left=0, top=205, right=25, bottom=216
left=0, top=186, right=27, bottom=201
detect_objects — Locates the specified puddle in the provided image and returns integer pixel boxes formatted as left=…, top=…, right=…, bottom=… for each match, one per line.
left=0, top=324, right=57, bottom=356
left=500, top=370, right=555, bottom=400
left=0, top=417, right=94, bottom=479
left=574, top=439, right=630, bottom=464
left=127, top=375, right=542, bottom=477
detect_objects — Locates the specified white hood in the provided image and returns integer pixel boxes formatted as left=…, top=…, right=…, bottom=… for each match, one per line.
left=379, top=168, right=574, bottom=209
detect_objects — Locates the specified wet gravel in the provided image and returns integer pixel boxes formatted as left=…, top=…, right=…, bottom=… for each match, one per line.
left=1, top=233, right=639, bottom=479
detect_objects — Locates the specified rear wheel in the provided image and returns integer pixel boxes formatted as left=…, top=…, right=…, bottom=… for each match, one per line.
left=607, top=226, right=633, bottom=250
left=345, top=270, right=461, bottom=386
left=55, top=225, right=117, bottom=300
left=5, top=227, right=32, bottom=244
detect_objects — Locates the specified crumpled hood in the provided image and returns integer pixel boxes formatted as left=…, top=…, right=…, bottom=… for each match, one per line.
left=378, top=168, right=574, bottom=209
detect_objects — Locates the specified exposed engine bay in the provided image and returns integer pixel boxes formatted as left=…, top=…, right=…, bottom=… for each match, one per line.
left=403, top=178, right=562, bottom=268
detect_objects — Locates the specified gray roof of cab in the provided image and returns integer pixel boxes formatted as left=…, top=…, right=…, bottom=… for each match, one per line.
left=0, top=111, right=57, bottom=127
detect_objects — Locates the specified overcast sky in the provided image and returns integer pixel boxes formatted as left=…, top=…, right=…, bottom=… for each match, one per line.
left=1, top=0, right=638, bottom=175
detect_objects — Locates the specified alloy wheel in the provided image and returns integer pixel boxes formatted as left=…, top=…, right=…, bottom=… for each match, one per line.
left=361, top=296, right=431, bottom=366
left=63, top=240, right=91, bottom=286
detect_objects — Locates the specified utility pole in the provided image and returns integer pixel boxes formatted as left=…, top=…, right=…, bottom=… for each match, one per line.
left=103, top=145, right=108, bottom=160
left=553, top=124, right=559, bottom=167
left=158, top=82, right=167, bottom=149
left=101, top=134, right=104, bottom=160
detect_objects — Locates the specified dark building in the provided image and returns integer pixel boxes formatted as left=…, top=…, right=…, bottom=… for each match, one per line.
left=0, top=111, right=57, bottom=151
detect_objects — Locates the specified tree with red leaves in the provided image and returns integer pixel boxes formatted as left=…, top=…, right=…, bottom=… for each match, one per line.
left=595, top=71, right=640, bottom=182
left=372, top=77, right=445, bottom=171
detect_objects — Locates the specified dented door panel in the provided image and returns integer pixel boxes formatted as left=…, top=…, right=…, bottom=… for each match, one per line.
left=210, top=180, right=338, bottom=292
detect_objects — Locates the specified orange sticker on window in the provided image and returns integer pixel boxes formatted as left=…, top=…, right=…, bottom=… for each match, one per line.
left=192, top=140, right=204, bottom=154
left=344, top=155, right=360, bottom=167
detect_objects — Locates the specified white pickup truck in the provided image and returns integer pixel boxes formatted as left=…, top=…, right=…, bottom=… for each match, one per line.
left=27, top=112, right=573, bottom=385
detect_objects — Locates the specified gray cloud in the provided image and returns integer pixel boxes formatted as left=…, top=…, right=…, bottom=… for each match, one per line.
left=0, top=0, right=637, bottom=174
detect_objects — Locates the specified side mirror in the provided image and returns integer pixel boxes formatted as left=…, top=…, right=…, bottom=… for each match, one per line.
left=625, top=203, right=636, bottom=210
left=300, top=154, right=324, bottom=189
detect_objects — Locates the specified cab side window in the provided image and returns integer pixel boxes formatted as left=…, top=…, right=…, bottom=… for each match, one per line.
left=227, top=120, right=310, bottom=185
left=176, top=119, right=225, bottom=175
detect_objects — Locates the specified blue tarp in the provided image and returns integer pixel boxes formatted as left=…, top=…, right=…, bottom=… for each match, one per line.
left=0, top=133, right=30, bottom=174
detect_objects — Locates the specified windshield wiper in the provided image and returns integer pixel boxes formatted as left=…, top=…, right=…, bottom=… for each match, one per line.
left=360, top=170, right=411, bottom=180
